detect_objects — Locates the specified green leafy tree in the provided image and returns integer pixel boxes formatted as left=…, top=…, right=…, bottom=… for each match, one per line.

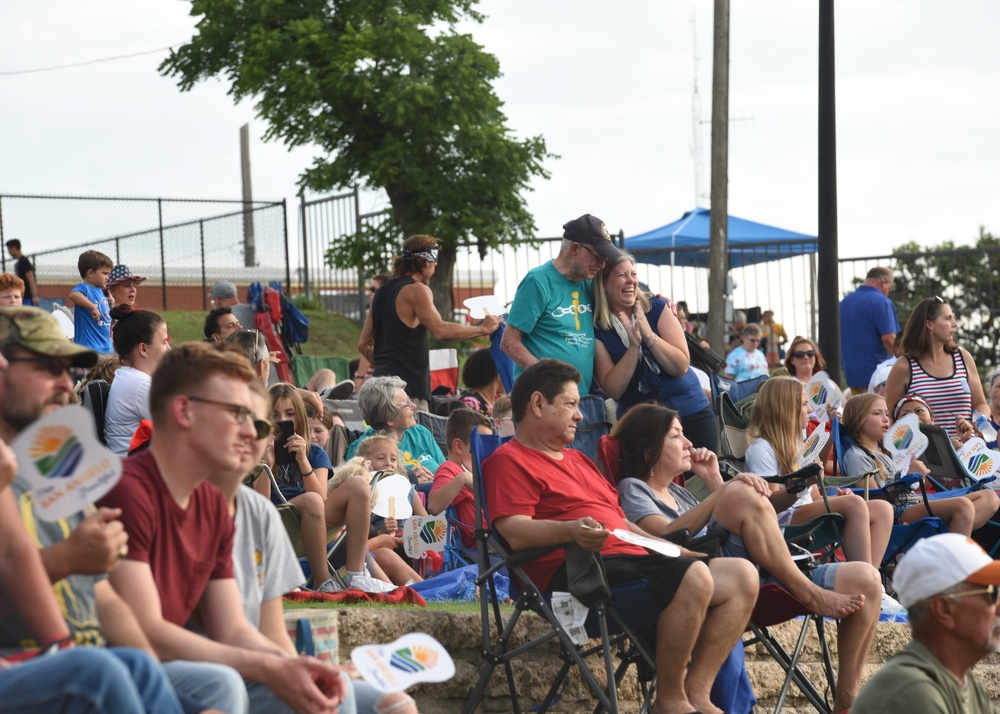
left=160, top=0, right=553, bottom=319
left=887, top=227, right=1000, bottom=376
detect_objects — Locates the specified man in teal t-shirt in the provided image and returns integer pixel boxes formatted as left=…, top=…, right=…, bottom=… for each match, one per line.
left=501, top=214, right=621, bottom=397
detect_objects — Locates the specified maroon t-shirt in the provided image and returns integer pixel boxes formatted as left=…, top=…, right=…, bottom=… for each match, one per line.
left=98, top=450, right=235, bottom=626
left=484, top=439, right=645, bottom=591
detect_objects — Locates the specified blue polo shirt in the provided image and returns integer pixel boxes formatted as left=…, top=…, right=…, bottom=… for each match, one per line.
left=839, top=285, right=899, bottom=388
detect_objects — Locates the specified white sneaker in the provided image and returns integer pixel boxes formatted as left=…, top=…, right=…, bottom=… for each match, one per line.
left=345, top=572, right=398, bottom=593
left=881, top=591, right=906, bottom=616
left=316, top=578, right=342, bottom=594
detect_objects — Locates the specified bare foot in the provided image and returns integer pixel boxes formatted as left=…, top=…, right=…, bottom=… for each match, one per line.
left=652, top=696, right=704, bottom=714
left=687, top=695, right=725, bottom=714
left=799, top=586, right=864, bottom=618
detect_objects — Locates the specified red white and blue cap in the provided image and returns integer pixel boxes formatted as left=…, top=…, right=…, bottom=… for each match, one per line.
left=108, top=265, right=146, bottom=287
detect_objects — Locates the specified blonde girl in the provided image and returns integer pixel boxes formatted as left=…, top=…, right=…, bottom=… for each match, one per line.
left=745, top=377, right=894, bottom=569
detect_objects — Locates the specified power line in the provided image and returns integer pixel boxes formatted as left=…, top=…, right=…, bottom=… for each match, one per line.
left=0, top=45, right=181, bottom=77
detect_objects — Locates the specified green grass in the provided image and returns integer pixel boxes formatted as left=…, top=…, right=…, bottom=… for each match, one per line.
left=161, top=307, right=492, bottom=379
left=162, top=309, right=364, bottom=361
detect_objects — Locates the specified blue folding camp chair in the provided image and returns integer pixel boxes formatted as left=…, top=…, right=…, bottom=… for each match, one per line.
left=710, top=372, right=768, bottom=412
left=463, top=430, right=661, bottom=714
left=439, top=504, right=476, bottom=573
left=830, top=418, right=950, bottom=581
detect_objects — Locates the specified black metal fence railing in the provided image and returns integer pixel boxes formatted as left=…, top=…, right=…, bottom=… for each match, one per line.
left=0, top=194, right=289, bottom=311
left=299, top=188, right=824, bottom=339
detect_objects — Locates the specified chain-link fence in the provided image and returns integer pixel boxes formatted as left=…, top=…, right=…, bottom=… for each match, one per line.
left=0, top=194, right=289, bottom=311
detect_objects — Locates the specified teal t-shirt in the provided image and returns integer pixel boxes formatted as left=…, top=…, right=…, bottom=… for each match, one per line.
left=506, top=261, right=594, bottom=396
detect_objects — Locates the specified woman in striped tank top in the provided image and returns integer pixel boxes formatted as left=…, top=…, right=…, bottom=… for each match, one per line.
left=885, top=296, right=990, bottom=438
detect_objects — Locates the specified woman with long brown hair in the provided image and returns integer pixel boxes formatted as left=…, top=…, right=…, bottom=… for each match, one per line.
left=885, top=296, right=990, bottom=438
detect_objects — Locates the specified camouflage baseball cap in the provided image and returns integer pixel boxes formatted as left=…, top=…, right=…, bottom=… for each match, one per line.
left=0, top=307, right=99, bottom=368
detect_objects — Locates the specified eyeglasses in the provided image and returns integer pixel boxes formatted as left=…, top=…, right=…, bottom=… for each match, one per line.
left=395, top=400, right=415, bottom=410
left=5, top=355, right=73, bottom=377
left=186, top=395, right=273, bottom=440
left=793, top=350, right=816, bottom=359
left=938, top=585, right=999, bottom=605
left=578, top=243, right=607, bottom=264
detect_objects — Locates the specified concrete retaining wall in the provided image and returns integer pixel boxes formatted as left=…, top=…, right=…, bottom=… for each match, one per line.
left=293, top=608, right=1000, bottom=713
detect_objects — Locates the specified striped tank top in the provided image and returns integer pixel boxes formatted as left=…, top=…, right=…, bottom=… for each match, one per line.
left=906, top=351, right=971, bottom=437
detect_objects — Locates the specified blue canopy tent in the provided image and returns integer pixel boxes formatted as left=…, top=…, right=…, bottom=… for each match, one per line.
left=624, top=207, right=817, bottom=268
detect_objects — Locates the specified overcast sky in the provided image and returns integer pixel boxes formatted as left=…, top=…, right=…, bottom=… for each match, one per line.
left=3, top=0, right=998, bottom=261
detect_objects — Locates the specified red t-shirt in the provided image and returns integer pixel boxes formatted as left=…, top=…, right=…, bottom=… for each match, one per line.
left=430, top=460, right=477, bottom=549
left=484, top=439, right=645, bottom=591
left=98, top=449, right=235, bottom=626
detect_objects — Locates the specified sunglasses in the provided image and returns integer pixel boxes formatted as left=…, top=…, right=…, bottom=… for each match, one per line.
left=938, top=585, right=999, bottom=605
left=5, top=355, right=74, bottom=377
left=793, top=350, right=816, bottom=359
left=186, top=395, right=273, bottom=440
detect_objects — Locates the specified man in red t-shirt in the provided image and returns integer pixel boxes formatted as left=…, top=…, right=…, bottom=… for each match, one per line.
left=485, top=359, right=758, bottom=714
left=428, top=407, right=494, bottom=549
left=99, top=342, right=350, bottom=714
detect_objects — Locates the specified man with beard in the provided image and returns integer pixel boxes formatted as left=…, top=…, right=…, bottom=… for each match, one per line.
left=0, top=306, right=230, bottom=712
left=853, top=533, right=1000, bottom=714
left=501, top=214, right=621, bottom=397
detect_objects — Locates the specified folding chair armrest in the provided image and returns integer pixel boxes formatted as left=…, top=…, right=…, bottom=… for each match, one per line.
left=762, top=463, right=823, bottom=495
left=684, top=529, right=728, bottom=556
left=926, top=475, right=995, bottom=500
left=663, top=529, right=691, bottom=545
left=506, top=543, right=570, bottom=569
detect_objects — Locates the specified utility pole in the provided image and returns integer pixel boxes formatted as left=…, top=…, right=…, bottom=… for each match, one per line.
left=707, top=0, right=730, bottom=355
left=240, top=123, right=256, bottom=267
left=818, top=1, right=840, bottom=383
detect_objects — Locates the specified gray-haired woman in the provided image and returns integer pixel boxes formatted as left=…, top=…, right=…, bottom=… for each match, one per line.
left=344, top=376, right=445, bottom=482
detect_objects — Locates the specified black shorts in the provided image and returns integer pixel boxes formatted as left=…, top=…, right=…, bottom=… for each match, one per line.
left=548, top=553, right=696, bottom=610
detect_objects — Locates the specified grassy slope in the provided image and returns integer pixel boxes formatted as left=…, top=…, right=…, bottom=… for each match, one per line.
left=162, top=308, right=488, bottom=370
left=161, top=309, right=364, bottom=359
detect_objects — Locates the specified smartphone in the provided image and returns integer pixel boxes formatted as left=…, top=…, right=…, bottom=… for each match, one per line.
left=273, top=420, right=296, bottom=466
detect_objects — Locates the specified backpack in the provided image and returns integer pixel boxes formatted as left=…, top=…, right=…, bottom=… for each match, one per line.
left=268, top=281, right=309, bottom=350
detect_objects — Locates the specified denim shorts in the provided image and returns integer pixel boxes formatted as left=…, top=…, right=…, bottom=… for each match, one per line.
left=713, top=519, right=842, bottom=591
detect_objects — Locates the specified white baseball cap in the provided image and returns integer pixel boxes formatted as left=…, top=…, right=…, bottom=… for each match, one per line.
left=894, top=533, right=1000, bottom=608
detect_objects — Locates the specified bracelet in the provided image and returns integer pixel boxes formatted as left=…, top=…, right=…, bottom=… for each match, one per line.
left=301, top=469, right=315, bottom=478
left=645, top=334, right=658, bottom=347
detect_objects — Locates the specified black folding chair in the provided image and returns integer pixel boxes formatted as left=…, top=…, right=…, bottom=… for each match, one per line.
left=463, top=430, right=660, bottom=714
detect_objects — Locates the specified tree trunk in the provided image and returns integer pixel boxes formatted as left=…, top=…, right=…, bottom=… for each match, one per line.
left=384, top=184, right=455, bottom=320
left=430, top=243, right=456, bottom=322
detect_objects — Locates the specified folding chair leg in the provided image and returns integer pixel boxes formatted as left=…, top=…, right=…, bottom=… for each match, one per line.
left=815, top=618, right=837, bottom=705
left=747, top=618, right=832, bottom=714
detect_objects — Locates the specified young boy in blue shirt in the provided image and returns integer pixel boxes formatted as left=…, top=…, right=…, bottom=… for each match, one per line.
left=68, top=250, right=113, bottom=354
